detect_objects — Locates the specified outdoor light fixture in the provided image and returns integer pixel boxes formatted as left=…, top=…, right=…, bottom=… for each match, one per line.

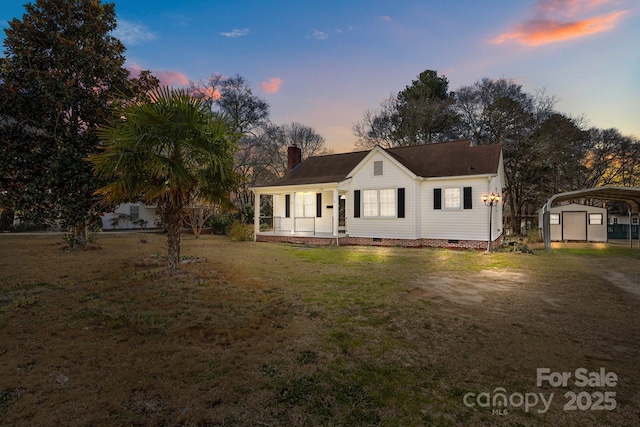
left=483, top=192, right=501, bottom=252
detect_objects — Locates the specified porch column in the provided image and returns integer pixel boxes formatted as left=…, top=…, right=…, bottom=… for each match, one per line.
left=629, top=208, right=632, bottom=249
left=543, top=204, right=551, bottom=251
left=291, top=192, right=296, bottom=234
left=332, top=189, right=339, bottom=237
left=254, top=192, right=260, bottom=241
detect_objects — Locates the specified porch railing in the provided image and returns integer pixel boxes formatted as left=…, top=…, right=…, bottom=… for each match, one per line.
left=294, top=217, right=315, bottom=233
left=260, top=216, right=318, bottom=233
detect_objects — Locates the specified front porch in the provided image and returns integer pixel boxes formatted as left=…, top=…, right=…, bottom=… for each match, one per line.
left=253, top=186, right=347, bottom=243
left=256, top=216, right=348, bottom=245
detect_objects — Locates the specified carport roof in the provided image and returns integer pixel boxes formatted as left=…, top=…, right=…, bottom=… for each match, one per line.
left=546, top=186, right=640, bottom=212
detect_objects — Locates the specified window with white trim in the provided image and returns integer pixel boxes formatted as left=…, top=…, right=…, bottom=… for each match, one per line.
left=294, top=192, right=315, bottom=217
left=363, top=189, right=378, bottom=217
left=129, top=205, right=140, bottom=221
left=444, top=187, right=461, bottom=209
left=362, top=189, right=396, bottom=218
left=549, top=213, right=560, bottom=225
left=588, top=213, right=602, bottom=225
left=633, top=217, right=638, bottom=225
left=379, top=189, right=395, bottom=216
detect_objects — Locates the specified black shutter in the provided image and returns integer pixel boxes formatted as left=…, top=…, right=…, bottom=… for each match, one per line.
left=285, top=195, right=290, bottom=218
left=316, top=193, right=322, bottom=217
left=354, top=190, right=361, bottom=218
left=397, top=188, right=405, bottom=218
left=434, top=188, right=442, bottom=210
left=463, top=187, right=473, bottom=209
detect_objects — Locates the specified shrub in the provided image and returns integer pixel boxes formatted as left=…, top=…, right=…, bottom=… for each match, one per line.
left=208, top=214, right=232, bottom=235
left=229, top=221, right=253, bottom=242
left=527, top=227, right=542, bottom=243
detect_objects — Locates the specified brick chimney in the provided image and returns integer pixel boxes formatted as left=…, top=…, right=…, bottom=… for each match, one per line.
left=287, top=145, right=302, bottom=171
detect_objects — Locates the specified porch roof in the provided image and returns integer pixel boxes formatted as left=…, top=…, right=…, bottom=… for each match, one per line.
left=254, top=150, right=368, bottom=187
left=253, top=139, right=502, bottom=189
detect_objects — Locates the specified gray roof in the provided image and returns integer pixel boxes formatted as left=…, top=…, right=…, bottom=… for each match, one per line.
left=546, top=186, right=640, bottom=212
left=256, top=139, right=502, bottom=188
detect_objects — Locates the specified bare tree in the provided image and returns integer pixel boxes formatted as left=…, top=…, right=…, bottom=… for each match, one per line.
left=353, top=95, right=401, bottom=150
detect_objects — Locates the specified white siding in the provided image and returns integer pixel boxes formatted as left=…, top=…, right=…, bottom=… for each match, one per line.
left=608, top=214, right=638, bottom=226
left=421, top=176, right=499, bottom=241
left=101, top=203, right=158, bottom=230
left=540, top=204, right=608, bottom=242
left=347, top=151, right=417, bottom=239
left=272, top=190, right=336, bottom=233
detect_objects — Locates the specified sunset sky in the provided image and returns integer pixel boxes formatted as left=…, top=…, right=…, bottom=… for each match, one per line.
left=2, top=0, right=638, bottom=152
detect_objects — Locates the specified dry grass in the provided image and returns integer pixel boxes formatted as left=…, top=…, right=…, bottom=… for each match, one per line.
left=1, top=233, right=639, bottom=426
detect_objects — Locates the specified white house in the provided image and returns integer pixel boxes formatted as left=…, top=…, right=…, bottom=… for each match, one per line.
left=537, top=203, right=608, bottom=242
left=100, top=202, right=159, bottom=231
left=608, top=213, right=639, bottom=226
left=251, top=139, right=505, bottom=249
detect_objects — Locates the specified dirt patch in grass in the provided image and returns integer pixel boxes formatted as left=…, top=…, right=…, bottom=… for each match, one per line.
left=1, top=233, right=639, bottom=426
left=405, top=269, right=528, bottom=304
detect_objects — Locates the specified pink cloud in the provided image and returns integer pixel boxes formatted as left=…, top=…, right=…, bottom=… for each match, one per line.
left=194, top=86, right=222, bottom=100
left=126, top=63, right=189, bottom=86
left=492, top=0, right=628, bottom=46
left=260, top=77, right=282, bottom=94
left=380, top=16, right=392, bottom=22
left=154, top=70, right=189, bottom=86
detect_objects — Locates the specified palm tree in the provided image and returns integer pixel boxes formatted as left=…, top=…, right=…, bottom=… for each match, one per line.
left=91, top=86, right=238, bottom=271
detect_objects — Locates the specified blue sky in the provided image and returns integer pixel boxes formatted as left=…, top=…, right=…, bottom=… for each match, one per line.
left=2, top=0, right=639, bottom=152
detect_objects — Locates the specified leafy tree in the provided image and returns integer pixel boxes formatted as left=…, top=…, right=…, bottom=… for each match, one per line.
left=395, top=70, right=458, bottom=145
left=0, top=0, right=136, bottom=243
left=353, top=70, right=457, bottom=149
left=91, top=87, right=239, bottom=271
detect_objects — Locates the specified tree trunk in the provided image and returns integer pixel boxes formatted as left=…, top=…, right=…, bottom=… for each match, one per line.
left=75, top=221, right=88, bottom=247
left=506, top=190, right=519, bottom=236
left=0, top=209, right=14, bottom=230
left=165, top=207, right=183, bottom=271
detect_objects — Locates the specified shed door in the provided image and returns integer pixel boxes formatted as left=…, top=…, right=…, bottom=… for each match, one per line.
left=562, top=212, right=587, bottom=241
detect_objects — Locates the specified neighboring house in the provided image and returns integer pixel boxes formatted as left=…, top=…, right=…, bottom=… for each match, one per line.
left=251, top=139, right=504, bottom=249
left=607, top=212, right=639, bottom=239
left=537, top=203, right=608, bottom=242
left=100, top=203, right=159, bottom=230
left=608, top=213, right=639, bottom=226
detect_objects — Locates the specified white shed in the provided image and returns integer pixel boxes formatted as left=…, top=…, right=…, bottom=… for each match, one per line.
left=538, top=203, right=607, bottom=242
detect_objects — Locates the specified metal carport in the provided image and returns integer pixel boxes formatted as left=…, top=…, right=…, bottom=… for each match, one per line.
left=542, top=186, right=640, bottom=250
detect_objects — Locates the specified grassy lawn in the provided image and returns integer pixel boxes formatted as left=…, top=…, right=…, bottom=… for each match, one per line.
left=1, top=233, right=639, bottom=426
